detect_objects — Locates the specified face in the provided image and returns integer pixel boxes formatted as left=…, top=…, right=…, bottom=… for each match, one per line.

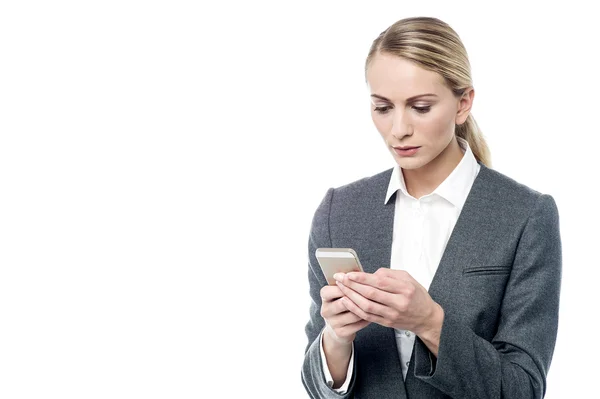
left=366, top=52, right=473, bottom=171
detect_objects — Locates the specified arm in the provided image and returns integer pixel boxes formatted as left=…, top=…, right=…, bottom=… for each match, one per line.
left=319, top=329, right=355, bottom=392
left=413, top=194, right=562, bottom=399
left=301, top=188, right=357, bottom=398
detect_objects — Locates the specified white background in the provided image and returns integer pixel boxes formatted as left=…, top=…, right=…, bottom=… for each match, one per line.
left=0, top=1, right=597, bottom=398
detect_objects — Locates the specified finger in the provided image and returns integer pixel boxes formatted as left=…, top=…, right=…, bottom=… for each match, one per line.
left=321, top=297, right=350, bottom=319
left=374, top=268, right=414, bottom=283
left=327, top=308, right=364, bottom=328
left=375, top=268, right=423, bottom=299
left=336, top=319, right=370, bottom=337
left=343, top=271, right=404, bottom=294
left=340, top=297, right=391, bottom=328
left=320, top=285, right=344, bottom=302
left=337, top=277, right=395, bottom=307
left=336, top=281, right=393, bottom=318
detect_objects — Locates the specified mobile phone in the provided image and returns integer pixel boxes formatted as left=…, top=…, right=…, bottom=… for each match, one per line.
left=315, top=248, right=364, bottom=285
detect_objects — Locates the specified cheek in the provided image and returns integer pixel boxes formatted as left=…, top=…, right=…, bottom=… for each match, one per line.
left=418, top=110, right=454, bottom=139
left=371, top=112, right=391, bottom=134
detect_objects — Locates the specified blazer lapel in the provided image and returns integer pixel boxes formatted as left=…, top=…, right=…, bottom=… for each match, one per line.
left=425, top=161, right=493, bottom=304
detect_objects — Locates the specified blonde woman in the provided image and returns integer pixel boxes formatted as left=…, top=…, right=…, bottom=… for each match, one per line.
left=301, top=17, right=561, bottom=399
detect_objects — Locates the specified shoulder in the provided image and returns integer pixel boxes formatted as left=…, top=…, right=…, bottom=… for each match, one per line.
left=479, top=164, right=559, bottom=220
left=333, top=167, right=393, bottom=191
left=481, top=164, right=541, bottom=197
left=330, top=167, right=393, bottom=204
left=310, top=167, right=393, bottom=227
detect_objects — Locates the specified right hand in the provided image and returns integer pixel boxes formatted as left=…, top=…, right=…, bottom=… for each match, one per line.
left=320, top=282, right=371, bottom=345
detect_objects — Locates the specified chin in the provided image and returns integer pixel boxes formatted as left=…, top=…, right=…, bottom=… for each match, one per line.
left=395, top=156, right=430, bottom=170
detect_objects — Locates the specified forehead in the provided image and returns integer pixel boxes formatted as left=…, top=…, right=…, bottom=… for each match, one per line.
left=366, top=53, right=448, bottom=100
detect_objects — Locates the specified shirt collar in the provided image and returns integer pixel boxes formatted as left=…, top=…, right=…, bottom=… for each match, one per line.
left=384, top=136, right=480, bottom=210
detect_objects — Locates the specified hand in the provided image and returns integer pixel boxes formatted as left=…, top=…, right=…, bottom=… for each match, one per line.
left=333, top=268, right=443, bottom=337
left=319, top=284, right=371, bottom=345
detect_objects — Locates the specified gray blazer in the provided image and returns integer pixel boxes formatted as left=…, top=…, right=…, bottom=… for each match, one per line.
left=301, top=161, right=562, bottom=399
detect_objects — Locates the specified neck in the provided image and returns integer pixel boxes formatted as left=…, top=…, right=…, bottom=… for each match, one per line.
left=402, top=137, right=465, bottom=199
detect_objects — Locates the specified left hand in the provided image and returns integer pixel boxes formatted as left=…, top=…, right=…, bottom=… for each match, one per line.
left=333, top=268, right=442, bottom=336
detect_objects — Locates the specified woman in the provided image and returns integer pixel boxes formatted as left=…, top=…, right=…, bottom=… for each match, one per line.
left=301, top=16, right=561, bottom=399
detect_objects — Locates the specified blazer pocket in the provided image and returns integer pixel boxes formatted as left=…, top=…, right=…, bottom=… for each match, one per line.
left=462, top=265, right=512, bottom=276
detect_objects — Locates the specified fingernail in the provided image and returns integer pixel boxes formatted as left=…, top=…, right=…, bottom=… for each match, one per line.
left=333, top=273, right=344, bottom=282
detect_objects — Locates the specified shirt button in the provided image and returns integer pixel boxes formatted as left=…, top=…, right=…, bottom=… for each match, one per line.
left=406, top=361, right=410, bottom=367
left=405, top=331, right=411, bottom=337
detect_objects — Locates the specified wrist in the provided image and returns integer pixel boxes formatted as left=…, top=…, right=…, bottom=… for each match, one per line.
left=415, top=302, right=444, bottom=357
left=415, top=302, right=444, bottom=338
left=322, top=328, right=352, bottom=365
left=321, top=326, right=353, bottom=389
left=324, top=324, right=354, bottom=348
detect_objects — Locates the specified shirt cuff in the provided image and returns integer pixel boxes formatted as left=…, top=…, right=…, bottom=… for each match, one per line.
left=319, top=328, right=354, bottom=394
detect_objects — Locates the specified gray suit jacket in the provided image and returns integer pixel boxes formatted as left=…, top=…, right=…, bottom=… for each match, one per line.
left=301, top=161, right=562, bottom=399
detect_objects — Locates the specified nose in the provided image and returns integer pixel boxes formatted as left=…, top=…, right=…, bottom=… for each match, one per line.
left=390, top=109, right=412, bottom=140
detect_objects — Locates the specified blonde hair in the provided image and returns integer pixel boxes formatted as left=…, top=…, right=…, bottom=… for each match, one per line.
left=365, top=16, right=491, bottom=167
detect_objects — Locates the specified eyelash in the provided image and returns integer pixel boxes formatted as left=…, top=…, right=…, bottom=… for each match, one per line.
left=373, top=106, right=431, bottom=115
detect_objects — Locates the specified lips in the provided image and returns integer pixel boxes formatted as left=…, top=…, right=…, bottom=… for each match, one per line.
left=394, top=146, right=420, bottom=150
left=393, top=146, right=420, bottom=157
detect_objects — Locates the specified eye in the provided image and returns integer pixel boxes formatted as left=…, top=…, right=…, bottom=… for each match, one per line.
left=413, top=106, right=431, bottom=114
left=373, top=106, right=391, bottom=114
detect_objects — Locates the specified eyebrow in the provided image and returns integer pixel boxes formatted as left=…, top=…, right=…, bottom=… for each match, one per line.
left=370, top=93, right=438, bottom=102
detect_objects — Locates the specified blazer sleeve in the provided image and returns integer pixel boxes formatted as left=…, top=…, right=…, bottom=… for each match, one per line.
left=413, top=193, right=562, bottom=399
left=301, top=187, right=358, bottom=398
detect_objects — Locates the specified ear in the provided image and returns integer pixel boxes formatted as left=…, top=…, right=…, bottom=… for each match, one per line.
left=455, top=87, right=474, bottom=125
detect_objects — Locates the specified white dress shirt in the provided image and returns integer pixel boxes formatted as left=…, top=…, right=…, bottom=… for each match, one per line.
left=320, top=137, right=481, bottom=393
